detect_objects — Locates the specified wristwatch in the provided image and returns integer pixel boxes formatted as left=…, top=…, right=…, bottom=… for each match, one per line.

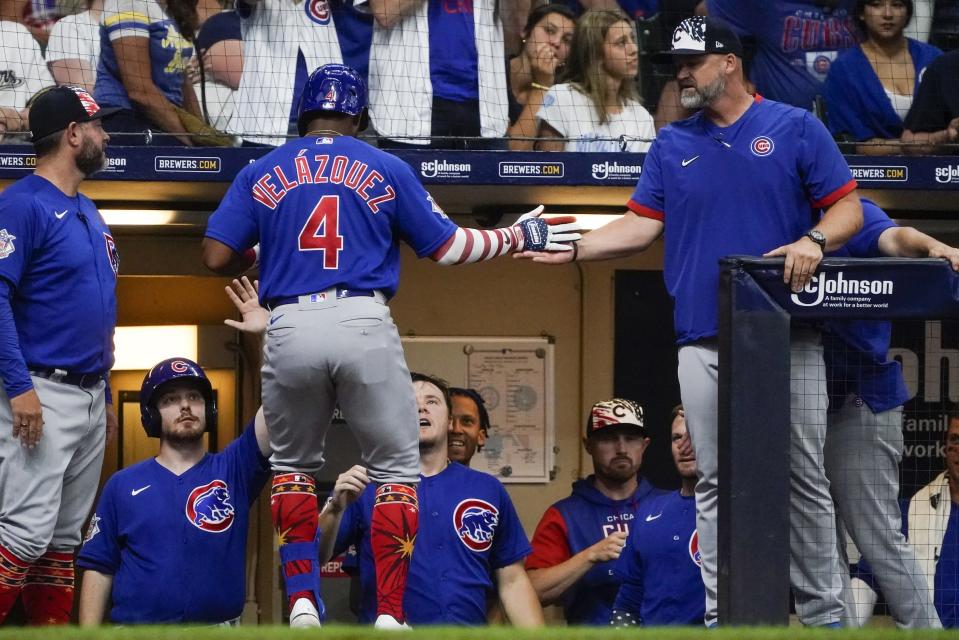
left=804, top=229, right=826, bottom=252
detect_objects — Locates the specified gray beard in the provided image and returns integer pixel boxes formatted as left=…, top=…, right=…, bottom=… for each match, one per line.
left=680, top=75, right=726, bottom=110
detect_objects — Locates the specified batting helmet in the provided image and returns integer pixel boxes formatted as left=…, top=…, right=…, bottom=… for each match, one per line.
left=140, top=357, right=217, bottom=438
left=296, top=64, right=368, bottom=136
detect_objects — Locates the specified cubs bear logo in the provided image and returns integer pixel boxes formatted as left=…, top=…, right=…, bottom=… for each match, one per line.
left=305, top=0, right=330, bottom=25
left=453, top=498, right=499, bottom=552
left=750, top=136, right=774, bottom=157
left=185, top=480, right=235, bottom=533
left=689, top=530, right=702, bottom=567
left=103, top=232, right=119, bottom=276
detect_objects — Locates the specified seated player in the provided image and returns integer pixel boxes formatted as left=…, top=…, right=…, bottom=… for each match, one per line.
left=76, top=358, right=271, bottom=625
left=610, top=405, right=705, bottom=626
left=318, top=373, right=543, bottom=626
left=447, top=387, right=490, bottom=467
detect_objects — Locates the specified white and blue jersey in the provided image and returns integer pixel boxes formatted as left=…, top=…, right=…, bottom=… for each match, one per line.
left=822, top=199, right=909, bottom=413
left=76, top=424, right=270, bottom=624
left=707, top=0, right=857, bottom=110
left=612, top=490, right=704, bottom=626
left=94, top=0, right=193, bottom=110
left=205, top=136, right=457, bottom=304
left=0, top=174, right=117, bottom=399
left=527, top=476, right=664, bottom=625
left=332, top=462, right=530, bottom=625
left=427, top=0, right=478, bottom=103
left=628, top=96, right=856, bottom=345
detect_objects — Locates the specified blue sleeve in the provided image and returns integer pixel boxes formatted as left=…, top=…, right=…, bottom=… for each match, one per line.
left=332, top=497, right=366, bottom=558
left=611, top=528, right=645, bottom=618
left=823, top=56, right=873, bottom=141
left=842, top=200, right=896, bottom=258
left=205, top=163, right=260, bottom=252
left=387, top=162, right=457, bottom=258
left=706, top=0, right=756, bottom=37
left=489, top=483, right=532, bottom=570
left=77, top=479, right=121, bottom=574
left=797, top=112, right=856, bottom=208
left=0, top=281, right=31, bottom=398
left=222, top=421, right=271, bottom=505
left=626, top=139, right=665, bottom=220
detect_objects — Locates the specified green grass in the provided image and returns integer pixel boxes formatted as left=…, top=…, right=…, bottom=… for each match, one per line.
left=2, top=627, right=959, bottom=640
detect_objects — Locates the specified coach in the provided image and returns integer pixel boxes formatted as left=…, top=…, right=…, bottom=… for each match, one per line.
left=520, top=15, right=863, bottom=627
left=0, top=85, right=119, bottom=625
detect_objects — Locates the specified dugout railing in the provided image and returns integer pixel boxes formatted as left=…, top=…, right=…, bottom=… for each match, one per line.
left=718, top=256, right=959, bottom=625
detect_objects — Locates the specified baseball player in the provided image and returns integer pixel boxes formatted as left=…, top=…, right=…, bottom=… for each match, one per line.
left=822, top=198, right=959, bottom=628
left=610, top=405, right=705, bottom=627
left=520, top=16, right=864, bottom=626
left=202, top=63, right=578, bottom=628
left=77, top=358, right=272, bottom=625
left=318, top=372, right=543, bottom=626
left=0, top=85, right=118, bottom=626
left=526, top=398, right=662, bottom=625
left=448, top=387, right=490, bottom=466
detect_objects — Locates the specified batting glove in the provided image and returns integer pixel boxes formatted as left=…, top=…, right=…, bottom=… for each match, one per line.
left=514, top=205, right=583, bottom=252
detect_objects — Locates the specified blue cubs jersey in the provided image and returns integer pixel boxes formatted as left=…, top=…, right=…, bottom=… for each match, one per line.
left=77, top=423, right=270, bottom=624
left=823, top=199, right=909, bottom=414
left=428, top=0, right=478, bottom=103
left=708, top=0, right=857, bottom=110
left=0, top=174, right=117, bottom=398
left=628, top=96, right=856, bottom=345
left=613, top=490, right=704, bottom=626
left=205, top=135, right=457, bottom=304
left=332, top=462, right=531, bottom=624
left=526, top=475, right=664, bottom=625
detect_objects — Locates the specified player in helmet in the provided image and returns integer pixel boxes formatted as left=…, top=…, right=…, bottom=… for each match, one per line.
left=202, top=64, right=579, bottom=628
left=76, top=356, right=271, bottom=625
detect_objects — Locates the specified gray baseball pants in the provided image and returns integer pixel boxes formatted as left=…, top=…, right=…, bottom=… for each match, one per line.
left=261, top=292, right=420, bottom=483
left=678, top=330, right=843, bottom=627
left=0, top=376, right=106, bottom=560
left=824, top=394, right=940, bottom=628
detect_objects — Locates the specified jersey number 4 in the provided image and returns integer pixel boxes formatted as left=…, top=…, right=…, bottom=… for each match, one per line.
left=298, top=195, right=343, bottom=268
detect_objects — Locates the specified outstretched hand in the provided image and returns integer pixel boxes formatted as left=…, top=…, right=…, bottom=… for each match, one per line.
left=224, top=276, right=270, bottom=334
left=514, top=205, right=583, bottom=252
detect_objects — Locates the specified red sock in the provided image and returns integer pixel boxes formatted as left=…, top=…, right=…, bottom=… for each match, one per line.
left=0, top=544, right=30, bottom=624
left=371, top=483, right=418, bottom=622
left=22, top=550, right=74, bottom=625
left=271, top=473, right=318, bottom=611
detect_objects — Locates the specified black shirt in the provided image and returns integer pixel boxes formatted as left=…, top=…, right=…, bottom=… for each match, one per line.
left=903, top=49, right=959, bottom=133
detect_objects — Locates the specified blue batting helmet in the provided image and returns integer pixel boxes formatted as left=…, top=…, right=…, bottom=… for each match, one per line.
left=140, top=357, right=217, bottom=438
left=297, top=64, right=368, bottom=136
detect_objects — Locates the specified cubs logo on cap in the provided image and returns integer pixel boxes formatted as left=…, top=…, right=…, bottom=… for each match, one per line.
left=453, top=499, right=499, bottom=552
left=586, top=398, right=646, bottom=437
left=185, top=480, right=235, bottom=533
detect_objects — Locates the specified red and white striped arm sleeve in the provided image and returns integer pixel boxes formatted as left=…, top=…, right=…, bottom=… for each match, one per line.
left=430, top=226, right=525, bottom=266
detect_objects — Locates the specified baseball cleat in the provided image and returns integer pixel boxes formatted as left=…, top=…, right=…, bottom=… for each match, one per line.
left=374, top=614, right=411, bottom=630
left=289, top=597, right=321, bottom=628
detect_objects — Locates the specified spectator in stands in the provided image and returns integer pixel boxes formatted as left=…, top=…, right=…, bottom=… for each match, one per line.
left=823, top=0, right=940, bottom=155
left=45, top=0, right=102, bottom=93
left=447, top=387, right=490, bottom=467
left=194, top=8, right=241, bottom=131
left=902, top=48, right=959, bottom=154
left=93, top=0, right=202, bottom=145
left=363, top=0, right=530, bottom=150
left=229, top=0, right=341, bottom=147
left=0, top=0, right=53, bottom=141
left=526, top=399, right=662, bottom=625
left=708, top=0, right=859, bottom=111
left=508, top=3, right=576, bottom=151
left=928, top=0, right=959, bottom=50
left=610, top=405, right=705, bottom=627
left=331, top=0, right=373, bottom=84
left=535, top=9, right=655, bottom=151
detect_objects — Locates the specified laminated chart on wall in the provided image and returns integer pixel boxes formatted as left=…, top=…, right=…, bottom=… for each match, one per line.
left=402, top=337, right=555, bottom=484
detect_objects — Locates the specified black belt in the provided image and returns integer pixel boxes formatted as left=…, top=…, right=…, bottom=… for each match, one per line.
left=29, top=368, right=106, bottom=389
left=266, top=288, right=376, bottom=310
